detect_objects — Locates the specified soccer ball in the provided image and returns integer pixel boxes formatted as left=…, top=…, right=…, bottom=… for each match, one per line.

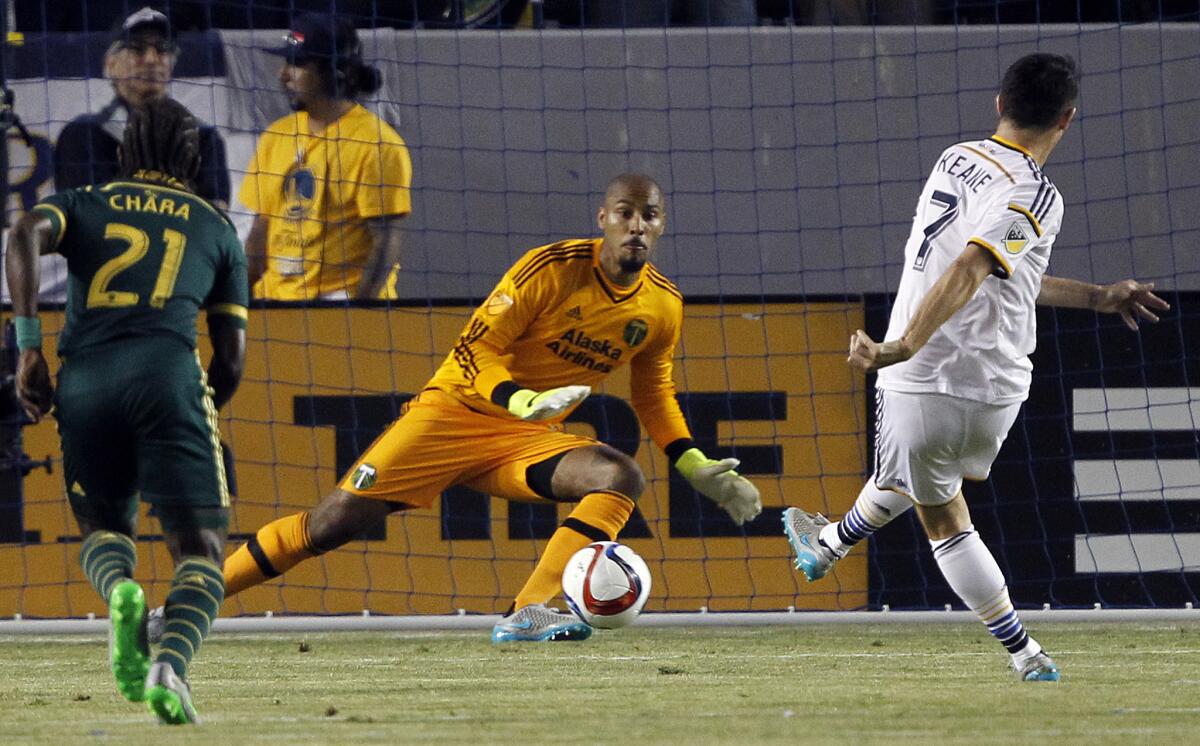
left=561, top=541, right=651, bottom=629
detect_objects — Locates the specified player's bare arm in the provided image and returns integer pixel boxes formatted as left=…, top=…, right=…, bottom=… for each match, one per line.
left=206, top=321, right=245, bottom=410
left=357, top=214, right=406, bottom=299
left=244, top=213, right=270, bottom=292
left=1037, top=275, right=1169, bottom=330
left=848, top=242, right=996, bottom=372
left=4, top=210, right=57, bottom=421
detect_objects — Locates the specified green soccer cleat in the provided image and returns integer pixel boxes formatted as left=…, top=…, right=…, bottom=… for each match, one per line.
left=145, top=662, right=200, bottom=725
left=108, top=580, right=150, bottom=702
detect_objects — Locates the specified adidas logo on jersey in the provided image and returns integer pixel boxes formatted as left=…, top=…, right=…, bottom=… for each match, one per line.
left=565, top=305, right=583, bottom=320
left=1004, top=221, right=1029, bottom=254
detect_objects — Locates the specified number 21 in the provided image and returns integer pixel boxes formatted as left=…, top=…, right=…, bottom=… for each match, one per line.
left=913, top=190, right=958, bottom=271
left=88, top=223, right=186, bottom=309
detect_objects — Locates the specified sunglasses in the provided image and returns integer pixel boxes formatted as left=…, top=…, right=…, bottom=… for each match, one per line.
left=120, top=39, right=179, bottom=56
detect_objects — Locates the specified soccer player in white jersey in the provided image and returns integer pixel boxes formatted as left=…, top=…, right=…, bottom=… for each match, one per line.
left=783, top=53, right=1169, bottom=681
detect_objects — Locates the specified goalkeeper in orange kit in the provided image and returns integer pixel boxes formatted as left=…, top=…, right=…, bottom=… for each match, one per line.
left=186, top=173, right=761, bottom=642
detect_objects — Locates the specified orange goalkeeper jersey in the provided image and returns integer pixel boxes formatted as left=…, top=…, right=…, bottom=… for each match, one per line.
left=426, top=237, right=693, bottom=450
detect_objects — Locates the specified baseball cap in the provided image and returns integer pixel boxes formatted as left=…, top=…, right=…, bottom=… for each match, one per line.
left=111, top=6, right=173, bottom=45
left=263, top=13, right=362, bottom=66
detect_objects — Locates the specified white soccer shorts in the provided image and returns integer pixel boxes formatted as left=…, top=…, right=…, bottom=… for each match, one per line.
left=872, top=388, right=1022, bottom=506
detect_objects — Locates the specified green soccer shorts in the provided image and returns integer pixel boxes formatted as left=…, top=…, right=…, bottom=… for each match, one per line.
left=55, top=338, right=229, bottom=529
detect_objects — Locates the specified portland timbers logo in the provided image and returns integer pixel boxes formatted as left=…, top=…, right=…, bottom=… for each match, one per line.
left=352, top=463, right=377, bottom=490
left=623, top=319, right=649, bottom=347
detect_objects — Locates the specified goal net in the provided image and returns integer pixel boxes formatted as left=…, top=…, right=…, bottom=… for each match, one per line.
left=2, top=12, right=1197, bottom=620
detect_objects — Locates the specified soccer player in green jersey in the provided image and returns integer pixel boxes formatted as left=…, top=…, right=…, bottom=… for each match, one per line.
left=5, top=97, right=248, bottom=725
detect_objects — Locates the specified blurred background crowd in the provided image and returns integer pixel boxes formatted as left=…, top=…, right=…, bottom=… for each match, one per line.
left=14, top=0, right=1200, bottom=33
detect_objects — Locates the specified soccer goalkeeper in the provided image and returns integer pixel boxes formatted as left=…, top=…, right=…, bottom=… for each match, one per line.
left=209, top=172, right=761, bottom=642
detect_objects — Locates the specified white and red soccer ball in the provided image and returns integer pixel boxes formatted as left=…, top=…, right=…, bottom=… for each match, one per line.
left=561, top=541, right=651, bottom=629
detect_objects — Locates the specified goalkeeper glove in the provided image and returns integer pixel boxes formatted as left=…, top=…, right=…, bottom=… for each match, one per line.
left=507, top=385, right=591, bottom=421
left=675, top=447, right=762, bottom=525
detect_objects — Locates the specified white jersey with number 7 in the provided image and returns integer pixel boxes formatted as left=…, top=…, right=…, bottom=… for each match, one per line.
left=876, top=135, right=1065, bottom=405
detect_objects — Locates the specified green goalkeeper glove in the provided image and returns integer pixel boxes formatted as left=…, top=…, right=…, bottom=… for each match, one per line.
left=507, top=385, right=592, bottom=421
left=675, top=447, right=762, bottom=525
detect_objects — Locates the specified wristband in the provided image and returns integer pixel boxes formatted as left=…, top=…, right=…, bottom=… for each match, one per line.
left=13, top=316, right=42, bottom=351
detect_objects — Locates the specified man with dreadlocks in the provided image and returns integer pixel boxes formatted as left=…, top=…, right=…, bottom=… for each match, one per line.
left=5, top=97, right=247, bottom=725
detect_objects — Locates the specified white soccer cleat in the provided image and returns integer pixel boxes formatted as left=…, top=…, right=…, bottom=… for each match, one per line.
left=491, top=603, right=593, bottom=643
left=1014, top=651, right=1061, bottom=682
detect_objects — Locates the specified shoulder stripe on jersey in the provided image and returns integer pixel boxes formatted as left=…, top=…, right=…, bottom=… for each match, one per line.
left=1006, top=204, right=1044, bottom=238
left=959, top=145, right=1015, bottom=184
left=646, top=265, right=680, bottom=290
left=1029, top=181, right=1048, bottom=217
left=207, top=303, right=249, bottom=320
left=452, top=317, right=490, bottom=381
left=103, top=181, right=232, bottom=226
left=1034, top=187, right=1057, bottom=221
left=512, top=240, right=594, bottom=277
left=32, top=203, right=68, bottom=248
left=512, top=248, right=593, bottom=288
left=967, top=237, right=1013, bottom=280
left=1022, top=155, right=1044, bottom=180
left=646, top=270, right=683, bottom=302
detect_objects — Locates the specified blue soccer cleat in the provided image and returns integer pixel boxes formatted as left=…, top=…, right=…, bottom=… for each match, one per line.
left=782, top=507, right=839, bottom=582
left=1015, top=651, right=1061, bottom=682
left=491, top=603, right=594, bottom=643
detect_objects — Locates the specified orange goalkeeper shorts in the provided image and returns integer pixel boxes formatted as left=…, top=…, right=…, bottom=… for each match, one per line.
left=338, top=388, right=599, bottom=507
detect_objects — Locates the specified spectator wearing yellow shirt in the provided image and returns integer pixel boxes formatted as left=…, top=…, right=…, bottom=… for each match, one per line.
left=240, top=14, right=412, bottom=300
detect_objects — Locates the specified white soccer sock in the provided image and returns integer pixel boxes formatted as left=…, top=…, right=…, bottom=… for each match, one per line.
left=820, top=482, right=912, bottom=556
left=931, top=526, right=1040, bottom=663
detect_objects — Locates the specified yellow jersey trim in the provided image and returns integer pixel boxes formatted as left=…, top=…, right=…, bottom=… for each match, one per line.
left=989, top=134, right=1034, bottom=157
left=958, top=145, right=1015, bottom=185
left=208, top=303, right=249, bottom=320
left=1006, top=203, right=1044, bottom=237
left=32, top=203, right=68, bottom=248
left=968, top=237, right=1013, bottom=279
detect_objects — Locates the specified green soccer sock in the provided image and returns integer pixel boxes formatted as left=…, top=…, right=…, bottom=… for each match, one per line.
left=156, top=557, right=225, bottom=678
left=79, top=531, right=137, bottom=603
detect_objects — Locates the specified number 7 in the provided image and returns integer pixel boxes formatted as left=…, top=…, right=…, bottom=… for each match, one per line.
left=913, top=190, right=959, bottom=271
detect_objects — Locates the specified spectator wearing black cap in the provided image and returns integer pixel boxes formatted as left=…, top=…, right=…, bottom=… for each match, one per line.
left=239, top=13, right=412, bottom=301
left=52, top=7, right=231, bottom=208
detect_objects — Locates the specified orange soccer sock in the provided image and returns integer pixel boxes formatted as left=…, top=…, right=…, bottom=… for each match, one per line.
left=224, top=512, right=317, bottom=596
left=512, top=490, right=635, bottom=610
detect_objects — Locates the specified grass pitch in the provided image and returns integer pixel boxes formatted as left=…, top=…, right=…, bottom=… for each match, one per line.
left=1, top=623, right=1198, bottom=744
